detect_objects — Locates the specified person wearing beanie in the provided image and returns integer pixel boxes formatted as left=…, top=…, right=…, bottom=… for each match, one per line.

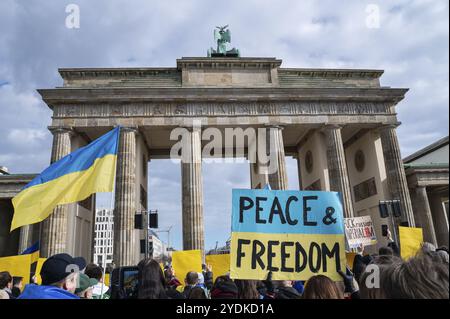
left=75, top=273, right=98, bottom=299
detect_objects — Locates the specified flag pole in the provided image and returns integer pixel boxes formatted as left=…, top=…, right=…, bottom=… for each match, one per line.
left=100, top=187, right=115, bottom=299
left=100, top=126, right=119, bottom=299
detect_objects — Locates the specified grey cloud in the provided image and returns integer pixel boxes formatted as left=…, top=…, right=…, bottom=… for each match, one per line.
left=0, top=0, right=447, bottom=249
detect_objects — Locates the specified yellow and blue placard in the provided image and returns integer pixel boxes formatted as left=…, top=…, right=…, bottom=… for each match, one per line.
left=11, top=127, right=120, bottom=231
left=230, top=189, right=346, bottom=281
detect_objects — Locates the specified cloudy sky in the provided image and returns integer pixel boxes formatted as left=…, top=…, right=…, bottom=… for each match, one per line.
left=0, top=0, right=448, bottom=251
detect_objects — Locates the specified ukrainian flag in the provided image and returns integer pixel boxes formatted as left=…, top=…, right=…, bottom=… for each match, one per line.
left=11, top=127, right=120, bottom=231
left=21, top=241, right=40, bottom=264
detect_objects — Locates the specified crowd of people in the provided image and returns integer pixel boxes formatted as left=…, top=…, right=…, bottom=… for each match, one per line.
left=0, top=241, right=448, bottom=300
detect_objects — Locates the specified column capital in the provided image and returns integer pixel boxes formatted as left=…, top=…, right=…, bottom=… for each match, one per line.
left=377, top=122, right=401, bottom=132
left=48, top=126, right=75, bottom=136
left=321, top=124, right=343, bottom=131
left=264, top=124, right=285, bottom=130
left=121, top=126, right=139, bottom=134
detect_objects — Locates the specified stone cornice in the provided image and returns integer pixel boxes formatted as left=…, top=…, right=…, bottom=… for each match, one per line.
left=405, top=166, right=449, bottom=175
left=0, top=174, right=37, bottom=199
left=279, top=68, right=384, bottom=79
left=58, top=68, right=179, bottom=80
left=38, top=87, right=408, bottom=108
left=176, top=57, right=282, bottom=69
left=406, top=167, right=449, bottom=188
left=0, top=174, right=36, bottom=183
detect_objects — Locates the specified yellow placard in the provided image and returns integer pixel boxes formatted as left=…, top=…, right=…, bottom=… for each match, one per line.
left=35, top=258, right=47, bottom=285
left=30, top=250, right=40, bottom=264
left=230, top=232, right=346, bottom=281
left=171, top=250, right=202, bottom=287
left=0, top=254, right=32, bottom=285
left=346, top=252, right=357, bottom=271
left=399, top=226, right=423, bottom=259
left=205, top=254, right=230, bottom=281
left=104, top=273, right=110, bottom=287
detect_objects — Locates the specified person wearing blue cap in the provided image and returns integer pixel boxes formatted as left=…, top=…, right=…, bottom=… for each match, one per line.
left=18, top=253, right=86, bottom=299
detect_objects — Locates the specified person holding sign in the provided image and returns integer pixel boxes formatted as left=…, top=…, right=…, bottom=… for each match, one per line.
left=230, top=189, right=346, bottom=282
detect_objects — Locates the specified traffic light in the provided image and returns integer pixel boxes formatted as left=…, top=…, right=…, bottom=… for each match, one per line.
left=392, top=200, right=402, bottom=217
left=140, top=239, right=146, bottom=254
left=135, top=213, right=143, bottom=229
left=149, top=212, right=158, bottom=229
left=379, top=201, right=389, bottom=218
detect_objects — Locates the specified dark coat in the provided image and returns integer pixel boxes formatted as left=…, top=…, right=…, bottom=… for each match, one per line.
left=275, top=286, right=302, bottom=299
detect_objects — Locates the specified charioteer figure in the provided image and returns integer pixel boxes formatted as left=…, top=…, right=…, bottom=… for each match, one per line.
left=207, top=25, right=240, bottom=57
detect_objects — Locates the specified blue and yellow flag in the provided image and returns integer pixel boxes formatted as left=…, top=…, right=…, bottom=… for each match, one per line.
left=21, top=241, right=40, bottom=263
left=11, top=127, right=120, bottom=231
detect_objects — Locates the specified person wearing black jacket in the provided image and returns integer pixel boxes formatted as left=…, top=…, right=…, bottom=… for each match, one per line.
left=275, top=281, right=302, bottom=299
left=202, top=264, right=214, bottom=291
left=210, top=276, right=238, bottom=299
left=11, top=276, right=23, bottom=298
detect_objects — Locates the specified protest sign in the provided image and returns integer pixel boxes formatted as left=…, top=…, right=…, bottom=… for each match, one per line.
left=35, top=258, right=47, bottom=285
left=344, top=215, right=377, bottom=248
left=104, top=273, right=110, bottom=287
left=171, top=250, right=202, bottom=287
left=399, top=226, right=423, bottom=259
left=345, top=252, right=357, bottom=270
left=205, top=254, right=230, bottom=280
left=0, top=254, right=31, bottom=284
left=230, top=189, right=346, bottom=281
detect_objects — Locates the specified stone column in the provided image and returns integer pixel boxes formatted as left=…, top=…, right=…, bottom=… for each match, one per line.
left=429, top=193, right=449, bottom=247
left=323, top=125, right=354, bottom=218
left=40, top=128, right=73, bottom=257
left=296, top=154, right=303, bottom=190
left=267, top=126, right=288, bottom=190
left=414, top=187, right=437, bottom=246
left=249, top=133, right=269, bottom=189
left=113, top=127, right=137, bottom=267
left=18, top=225, right=32, bottom=254
left=181, top=127, right=204, bottom=253
left=250, top=162, right=270, bottom=189
left=379, top=125, right=415, bottom=226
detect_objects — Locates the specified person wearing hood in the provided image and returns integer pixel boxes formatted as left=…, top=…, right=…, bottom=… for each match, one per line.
left=275, top=280, right=302, bottom=299
left=18, top=253, right=86, bottom=299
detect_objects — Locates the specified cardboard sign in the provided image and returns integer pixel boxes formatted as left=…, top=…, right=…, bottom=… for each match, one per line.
left=230, top=189, right=346, bottom=281
left=0, top=254, right=31, bottom=285
left=344, top=216, right=377, bottom=248
left=205, top=254, right=230, bottom=280
left=345, top=252, right=357, bottom=271
left=35, top=258, right=47, bottom=285
left=171, top=250, right=202, bottom=287
left=399, top=226, right=423, bottom=259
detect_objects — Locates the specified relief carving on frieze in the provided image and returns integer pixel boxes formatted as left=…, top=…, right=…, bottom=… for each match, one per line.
left=54, top=101, right=391, bottom=118
left=174, top=105, right=187, bottom=115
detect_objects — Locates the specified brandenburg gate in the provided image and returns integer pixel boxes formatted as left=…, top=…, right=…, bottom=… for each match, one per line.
left=19, top=47, right=415, bottom=266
